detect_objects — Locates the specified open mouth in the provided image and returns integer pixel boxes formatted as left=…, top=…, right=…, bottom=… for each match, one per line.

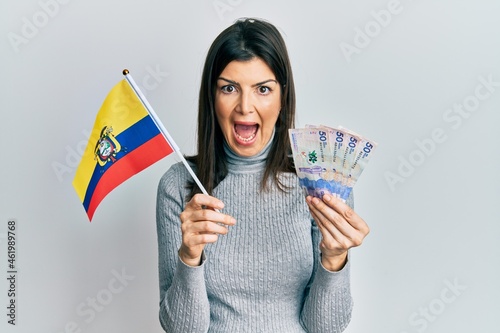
left=234, top=123, right=259, bottom=143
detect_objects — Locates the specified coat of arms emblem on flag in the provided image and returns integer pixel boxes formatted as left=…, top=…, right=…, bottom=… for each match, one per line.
left=94, top=126, right=122, bottom=166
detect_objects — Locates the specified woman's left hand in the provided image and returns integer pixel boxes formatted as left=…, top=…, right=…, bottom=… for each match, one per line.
left=306, top=194, right=370, bottom=272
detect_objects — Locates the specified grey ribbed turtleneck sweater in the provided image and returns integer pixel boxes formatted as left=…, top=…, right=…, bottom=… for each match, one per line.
left=156, top=140, right=354, bottom=333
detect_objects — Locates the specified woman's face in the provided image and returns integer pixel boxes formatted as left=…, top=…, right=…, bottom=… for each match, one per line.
left=215, top=57, right=281, bottom=157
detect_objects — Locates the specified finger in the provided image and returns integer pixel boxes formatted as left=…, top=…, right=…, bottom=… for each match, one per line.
left=310, top=208, right=339, bottom=242
left=183, top=233, right=220, bottom=247
left=186, top=193, right=225, bottom=211
left=308, top=195, right=368, bottom=234
left=181, top=214, right=236, bottom=237
left=307, top=196, right=368, bottom=249
left=307, top=196, right=354, bottom=236
left=181, top=193, right=236, bottom=228
left=320, top=195, right=368, bottom=232
left=310, top=205, right=363, bottom=254
left=188, top=220, right=231, bottom=235
left=309, top=202, right=349, bottom=245
left=189, top=208, right=236, bottom=227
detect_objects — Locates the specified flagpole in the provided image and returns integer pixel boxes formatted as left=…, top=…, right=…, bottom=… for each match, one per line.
left=122, top=69, right=212, bottom=199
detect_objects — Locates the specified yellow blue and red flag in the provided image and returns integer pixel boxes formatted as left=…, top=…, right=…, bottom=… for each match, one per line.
left=73, top=79, right=173, bottom=221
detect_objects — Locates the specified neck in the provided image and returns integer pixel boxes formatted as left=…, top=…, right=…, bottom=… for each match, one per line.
left=224, top=130, right=275, bottom=173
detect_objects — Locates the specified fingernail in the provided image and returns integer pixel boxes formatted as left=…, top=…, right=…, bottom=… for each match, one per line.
left=323, top=194, right=331, bottom=201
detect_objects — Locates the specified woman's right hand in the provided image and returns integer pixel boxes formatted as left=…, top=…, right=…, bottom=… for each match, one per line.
left=178, top=193, right=236, bottom=266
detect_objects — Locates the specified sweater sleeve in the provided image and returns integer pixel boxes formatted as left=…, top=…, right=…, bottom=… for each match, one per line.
left=300, top=193, right=355, bottom=333
left=156, top=164, right=210, bottom=333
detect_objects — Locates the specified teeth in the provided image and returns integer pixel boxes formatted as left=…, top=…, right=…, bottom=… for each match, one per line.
left=235, top=132, right=256, bottom=142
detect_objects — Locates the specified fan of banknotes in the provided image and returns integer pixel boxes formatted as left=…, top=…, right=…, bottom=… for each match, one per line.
left=289, top=125, right=377, bottom=201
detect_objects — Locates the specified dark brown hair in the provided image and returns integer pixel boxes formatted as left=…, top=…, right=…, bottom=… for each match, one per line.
left=187, top=18, right=296, bottom=199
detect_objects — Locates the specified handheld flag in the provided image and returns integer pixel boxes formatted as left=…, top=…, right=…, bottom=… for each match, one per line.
left=74, top=70, right=214, bottom=221
left=72, top=73, right=173, bottom=221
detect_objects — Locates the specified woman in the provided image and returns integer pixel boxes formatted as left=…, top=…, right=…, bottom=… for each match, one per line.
left=156, top=18, right=370, bottom=333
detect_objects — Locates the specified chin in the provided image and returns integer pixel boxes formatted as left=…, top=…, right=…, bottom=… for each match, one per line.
left=230, top=144, right=259, bottom=157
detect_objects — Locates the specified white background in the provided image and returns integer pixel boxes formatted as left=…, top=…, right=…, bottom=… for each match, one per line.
left=1, top=0, right=499, bottom=332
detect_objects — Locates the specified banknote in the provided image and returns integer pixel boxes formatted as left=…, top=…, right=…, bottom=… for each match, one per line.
left=289, top=125, right=377, bottom=201
left=321, top=125, right=346, bottom=197
left=338, top=126, right=377, bottom=199
left=289, top=127, right=339, bottom=198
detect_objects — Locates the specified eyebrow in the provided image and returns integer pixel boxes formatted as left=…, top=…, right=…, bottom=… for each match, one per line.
left=217, top=77, right=278, bottom=87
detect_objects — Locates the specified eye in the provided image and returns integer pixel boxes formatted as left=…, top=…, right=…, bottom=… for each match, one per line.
left=221, top=85, right=237, bottom=94
left=257, top=85, right=271, bottom=95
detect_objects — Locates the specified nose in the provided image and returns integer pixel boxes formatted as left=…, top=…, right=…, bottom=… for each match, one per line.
left=235, top=90, right=255, bottom=115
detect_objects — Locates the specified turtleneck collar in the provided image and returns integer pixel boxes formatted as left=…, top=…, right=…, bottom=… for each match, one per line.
left=223, top=129, right=275, bottom=173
